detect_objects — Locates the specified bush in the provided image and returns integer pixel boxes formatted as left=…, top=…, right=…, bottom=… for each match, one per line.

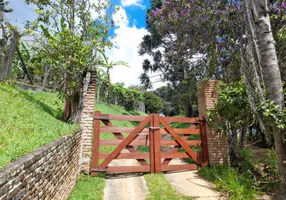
left=144, top=92, right=163, bottom=114
left=199, top=166, right=257, bottom=200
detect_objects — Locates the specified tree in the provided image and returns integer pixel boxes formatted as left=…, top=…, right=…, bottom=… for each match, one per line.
left=144, top=92, right=163, bottom=114
left=0, top=29, right=18, bottom=79
left=139, top=0, right=243, bottom=116
left=242, top=0, right=286, bottom=194
left=0, top=0, right=17, bottom=80
left=24, top=0, right=114, bottom=122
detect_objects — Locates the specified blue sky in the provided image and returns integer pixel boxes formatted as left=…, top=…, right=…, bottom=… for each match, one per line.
left=6, top=0, right=164, bottom=88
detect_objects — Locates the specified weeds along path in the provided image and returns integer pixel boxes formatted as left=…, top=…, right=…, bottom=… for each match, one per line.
left=103, top=156, right=149, bottom=200
left=164, top=159, right=222, bottom=200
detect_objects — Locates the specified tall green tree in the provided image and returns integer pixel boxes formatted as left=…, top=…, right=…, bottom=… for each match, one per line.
left=24, top=0, right=114, bottom=122
left=243, top=0, right=286, bottom=194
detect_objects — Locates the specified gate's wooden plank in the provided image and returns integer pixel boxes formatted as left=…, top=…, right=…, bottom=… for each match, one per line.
left=105, top=165, right=150, bottom=173
left=160, top=140, right=201, bottom=146
left=154, top=114, right=161, bottom=173
left=99, top=152, right=191, bottom=159
left=99, top=152, right=149, bottom=159
left=160, top=117, right=199, bottom=163
left=161, top=152, right=193, bottom=158
left=95, top=114, right=146, bottom=121
left=91, top=111, right=101, bottom=176
left=100, top=127, right=149, bottom=133
left=149, top=114, right=155, bottom=173
left=161, top=164, right=197, bottom=171
left=100, top=127, right=200, bottom=134
left=99, top=116, right=150, bottom=169
left=160, top=128, right=201, bottom=134
left=163, top=116, right=202, bottom=123
left=200, top=118, right=209, bottom=167
left=99, top=139, right=201, bottom=146
left=101, top=120, right=148, bottom=166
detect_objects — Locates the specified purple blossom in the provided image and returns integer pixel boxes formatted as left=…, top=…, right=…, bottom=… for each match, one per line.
left=216, top=10, right=223, bottom=14
left=282, top=2, right=286, bottom=9
left=151, top=8, right=161, bottom=16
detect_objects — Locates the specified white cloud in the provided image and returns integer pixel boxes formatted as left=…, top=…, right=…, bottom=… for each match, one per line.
left=105, top=7, right=149, bottom=87
left=112, top=6, right=129, bottom=27
left=121, top=0, right=145, bottom=9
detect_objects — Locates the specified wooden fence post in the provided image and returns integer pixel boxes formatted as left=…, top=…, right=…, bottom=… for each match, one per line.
left=149, top=114, right=155, bottom=173
left=200, top=117, right=209, bottom=167
left=153, top=114, right=161, bottom=173
left=91, top=111, right=101, bottom=176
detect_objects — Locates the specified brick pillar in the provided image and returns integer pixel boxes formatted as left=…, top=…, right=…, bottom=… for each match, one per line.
left=197, top=80, right=229, bottom=166
left=78, top=71, right=96, bottom=173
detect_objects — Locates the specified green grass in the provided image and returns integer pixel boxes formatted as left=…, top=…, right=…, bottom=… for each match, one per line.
left=199, top=166, right=258, bottom=200
left=144, top=174, right=192, bottom=200
left=69, top=174, right=106, bottom=200
left=0, top=83, right=77, bottom=168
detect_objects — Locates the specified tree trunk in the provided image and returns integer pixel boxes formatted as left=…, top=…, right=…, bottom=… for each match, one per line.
left=229, top=126, right=239, bottom=166
left=74, top=72, right=90, bottom=123
left=240, top=126, right=248, bottom=148
left=63, top=71, right=72, bottom=121
left=41, top=63, right=51, bottom=90
left=249, top=0, right=286, bottom=194
left=0, top=30, right=19, bottom=80
left=107, top=68, right=110, bottom=104
left=16, top=47, right=33, bottom=85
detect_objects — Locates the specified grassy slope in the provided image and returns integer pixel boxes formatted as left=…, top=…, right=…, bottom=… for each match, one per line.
left=0, top=83, right=77, bottom=168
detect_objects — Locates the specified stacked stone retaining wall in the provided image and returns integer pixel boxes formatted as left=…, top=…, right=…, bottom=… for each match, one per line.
left=0, top=131, right=81, bottom=200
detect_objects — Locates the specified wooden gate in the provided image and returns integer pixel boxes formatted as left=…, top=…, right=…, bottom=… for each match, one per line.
left=90, top=112, right=208, bottom=176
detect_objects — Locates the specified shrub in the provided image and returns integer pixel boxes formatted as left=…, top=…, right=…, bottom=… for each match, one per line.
left=144, top=92, right=163, bottom=114
left=199, top=166, right=257, bottom=200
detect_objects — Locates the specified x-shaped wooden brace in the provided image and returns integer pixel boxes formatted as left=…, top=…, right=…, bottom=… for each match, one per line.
left=160, top=117, right=200, bottom=165
left=98, top=116, right=150, bottom=170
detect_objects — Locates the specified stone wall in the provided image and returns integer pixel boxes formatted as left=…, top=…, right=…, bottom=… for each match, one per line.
left=0, top=131, right=82, bottom=200
left=197, top=80, right=229, bottom=165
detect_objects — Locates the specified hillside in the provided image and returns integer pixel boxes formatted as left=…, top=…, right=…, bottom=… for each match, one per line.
left=0, top=83, right=78, bottom=167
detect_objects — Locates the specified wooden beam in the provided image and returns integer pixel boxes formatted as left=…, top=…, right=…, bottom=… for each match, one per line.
left=161, top=164, right=197, bottom=172
left=154, top=114, right=161, bottom=173
left=91, top=111, right=101, bottom=176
